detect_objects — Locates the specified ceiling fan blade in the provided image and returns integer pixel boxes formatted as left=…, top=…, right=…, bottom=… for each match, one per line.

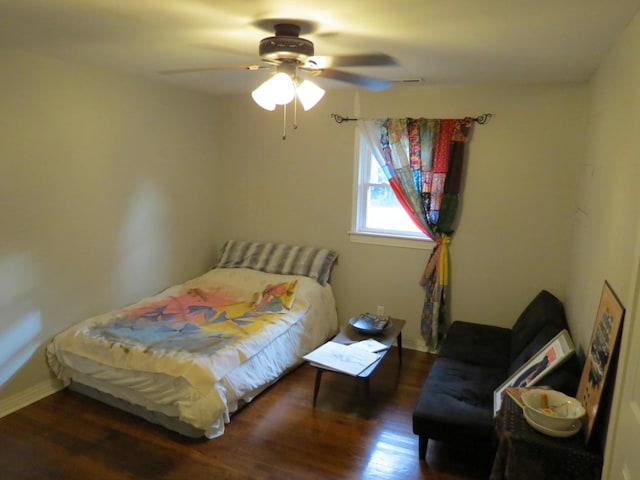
left=159, top=64, right=270, bottom=75
left=316, top=68, right=393, bottom=91
left=306, top=53, right=397, bottom=69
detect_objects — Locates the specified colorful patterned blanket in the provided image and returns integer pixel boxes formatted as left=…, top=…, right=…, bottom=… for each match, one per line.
left=54, top=283, right=309, bottom=392
left=88, top=287, right=281, bottom=356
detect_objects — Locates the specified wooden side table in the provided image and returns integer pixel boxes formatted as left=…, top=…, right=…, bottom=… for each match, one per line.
left=490, top=395, right=603, bottom=480
left=311, top=317, right=405, bottom=413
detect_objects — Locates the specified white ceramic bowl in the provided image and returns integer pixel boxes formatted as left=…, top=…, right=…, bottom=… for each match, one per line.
left=521, top=388, right=586, bottom=431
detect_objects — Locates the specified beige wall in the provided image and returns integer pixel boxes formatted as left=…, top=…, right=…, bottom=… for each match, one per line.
left=564, top=11, right=640, bottom=474
left=214, top=84, right=587, bottom=350
left=566, top=10, right=640, bottom=353
left=0, top=50, right=222, bottom=403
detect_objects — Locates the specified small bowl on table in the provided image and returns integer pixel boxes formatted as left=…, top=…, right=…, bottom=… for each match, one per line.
left=521, top=388, right=586, bottom=432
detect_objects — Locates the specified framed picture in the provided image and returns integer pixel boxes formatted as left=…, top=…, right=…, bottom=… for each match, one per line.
left=577, top=281, right=625, bottom=444
left=493, top=329, right=575, bottom=416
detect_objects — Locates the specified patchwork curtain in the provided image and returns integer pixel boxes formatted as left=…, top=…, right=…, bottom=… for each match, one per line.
left=361, top=118, right=473, bottom=351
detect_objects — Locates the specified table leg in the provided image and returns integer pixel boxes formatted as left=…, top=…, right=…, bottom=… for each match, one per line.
left=363, top=377, right=371, bottom=417
left=397, top=331, right=403, bottom=364
left=313, top=369, right=323, bottom=407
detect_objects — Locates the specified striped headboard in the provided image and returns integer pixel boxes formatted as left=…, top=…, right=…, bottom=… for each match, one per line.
left=215, top=240, right=338, bottom=285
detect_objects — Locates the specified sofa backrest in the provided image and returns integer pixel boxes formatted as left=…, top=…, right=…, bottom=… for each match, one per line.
left=507, top=289, right=581, bottom=396
left=508, top=322, right=563, bottom=375
left=509, top=290, right=568, bottom=368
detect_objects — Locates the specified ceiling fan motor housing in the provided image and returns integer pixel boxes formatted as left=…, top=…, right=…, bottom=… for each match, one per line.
left=259, top=23, right=315, bottom=63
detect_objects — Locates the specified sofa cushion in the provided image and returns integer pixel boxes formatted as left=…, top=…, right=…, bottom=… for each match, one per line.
left=438, top=321, right=511, bottom=368
left=510, top=290, right=568, bottom=363
left=412, top=357, right=506, bottom=444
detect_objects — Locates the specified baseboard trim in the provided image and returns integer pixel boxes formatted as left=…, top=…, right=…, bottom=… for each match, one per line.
left=404, top=338, right=428, bottom=353
left=0, top=378, right=64, bottom=418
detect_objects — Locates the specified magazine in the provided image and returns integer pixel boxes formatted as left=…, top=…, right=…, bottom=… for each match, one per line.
left=349, top=313, right=389, bottom=333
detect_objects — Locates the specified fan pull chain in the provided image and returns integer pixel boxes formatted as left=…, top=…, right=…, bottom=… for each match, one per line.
left=282, top=103, right=287, bottom=140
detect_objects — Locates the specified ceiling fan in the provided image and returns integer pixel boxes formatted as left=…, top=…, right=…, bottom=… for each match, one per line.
left=161, top=19, right=397, bottom=137
left=160, top=19, right=398, bottom=92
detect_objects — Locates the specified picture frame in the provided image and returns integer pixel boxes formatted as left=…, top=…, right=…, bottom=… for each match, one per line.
left=577, top=281, right=625, bottom=444
left=493, top=329, right=575, bottom=416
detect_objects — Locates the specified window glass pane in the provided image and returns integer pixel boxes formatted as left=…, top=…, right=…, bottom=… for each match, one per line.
left=365, top=184, right=423, bottom=233
left=371, top=161, right=387, bottom=183
left=361, top=155, right=424, bottom=237
left=352, top=134, right=431, bottom=246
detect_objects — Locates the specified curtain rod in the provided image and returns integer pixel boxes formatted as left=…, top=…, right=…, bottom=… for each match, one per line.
left=330, top=113, right=493, bottom=125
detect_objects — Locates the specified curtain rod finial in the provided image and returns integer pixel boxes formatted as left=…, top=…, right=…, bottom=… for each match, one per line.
left=331, top=113, right=358, bottom=124
left=474, top=113, right=492, bottom=124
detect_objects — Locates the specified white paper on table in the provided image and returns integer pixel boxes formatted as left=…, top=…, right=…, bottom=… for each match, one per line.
left=304, top=341, right=380, bottom=376
left=349, top=338, right=389, bottom=353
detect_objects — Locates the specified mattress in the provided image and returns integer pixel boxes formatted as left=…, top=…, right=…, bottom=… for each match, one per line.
left=47, top=267, right=338, bottom=438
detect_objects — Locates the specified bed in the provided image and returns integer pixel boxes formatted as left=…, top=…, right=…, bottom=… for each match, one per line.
left=46, top=240, right=339, bottom=438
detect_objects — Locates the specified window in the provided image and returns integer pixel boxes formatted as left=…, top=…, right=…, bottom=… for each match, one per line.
left=351, top=134, right=431, bottom=248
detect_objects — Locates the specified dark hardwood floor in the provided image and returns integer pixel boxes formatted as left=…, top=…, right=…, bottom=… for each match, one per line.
left=0, top=348, right=494, bottom=479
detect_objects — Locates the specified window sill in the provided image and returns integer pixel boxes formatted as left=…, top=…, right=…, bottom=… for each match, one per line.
left=348, top=232, right=435, bottom=250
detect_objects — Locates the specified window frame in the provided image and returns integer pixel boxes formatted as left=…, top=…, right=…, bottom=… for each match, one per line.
left=349, top=130, right=434, bottom=250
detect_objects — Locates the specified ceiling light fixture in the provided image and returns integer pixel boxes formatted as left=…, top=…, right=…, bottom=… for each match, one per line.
left=251, top=70, right=325, bottom=112
left=251, top=65, right=325, bottom=140
left=295, top=79, right=325, bottom=111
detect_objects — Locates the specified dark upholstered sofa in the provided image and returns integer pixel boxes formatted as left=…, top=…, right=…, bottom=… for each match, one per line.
left=412, top=290, right=581, bottom=460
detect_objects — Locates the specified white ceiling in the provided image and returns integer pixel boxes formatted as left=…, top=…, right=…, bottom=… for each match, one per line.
left=2, top=0, right=640, bottom=95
